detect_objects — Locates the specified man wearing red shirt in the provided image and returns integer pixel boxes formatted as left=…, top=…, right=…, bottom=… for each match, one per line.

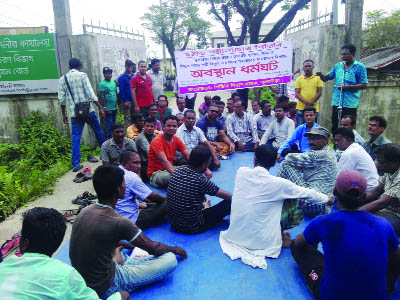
left=131, top=61, right=153, bottom=117
left=147, top=115, right=190, bottom=188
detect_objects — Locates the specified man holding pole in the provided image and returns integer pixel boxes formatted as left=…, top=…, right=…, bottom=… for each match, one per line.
left=316, top=44, right=367, bottom=132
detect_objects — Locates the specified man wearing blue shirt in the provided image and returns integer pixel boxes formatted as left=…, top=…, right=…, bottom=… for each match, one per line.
left=277, top=106, right=319, bottom=162
left=316, top=44, right=368, bottom=133
left=118, top=60, right=136, bottom=127
left=291, top=170, right=400, bottom=300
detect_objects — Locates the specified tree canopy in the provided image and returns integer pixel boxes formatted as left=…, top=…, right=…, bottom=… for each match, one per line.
left=203, top=0, right=310, bottom=45
left=362, top=9, right=400, bottom=52
left=141, top=0, right=211, bottom=66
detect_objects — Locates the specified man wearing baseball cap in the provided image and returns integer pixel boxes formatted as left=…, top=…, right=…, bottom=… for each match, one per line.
left=278, top=126, right=338, bottom=229
left=291, top=170, right=400, bottom=300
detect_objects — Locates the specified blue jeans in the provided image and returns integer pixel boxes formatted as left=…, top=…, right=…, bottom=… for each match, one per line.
left=105, top=110, right=117, bottom=138
left=71, top=112, right=105, bottom=169
left=101, top=252, right=177, bottom=299
left=296, top=110, right=319, bottom=126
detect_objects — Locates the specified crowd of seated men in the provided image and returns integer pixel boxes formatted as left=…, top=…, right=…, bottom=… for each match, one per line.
left=1, top=90, right=399, bottom=300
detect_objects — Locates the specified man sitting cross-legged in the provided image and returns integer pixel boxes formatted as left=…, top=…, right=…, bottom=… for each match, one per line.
left=334, top=127, right=378, bottom=191
left=147, top=115, right=190, bottom=188
left=176, top=109, right=221, bottom=169
left=219, top=145, right=329, bottom=269
left=359, top=143, right=400, bottom=236
left=278, top=127, right=338, bottom=229
left=226, top=99, right=259, bottom=152
left=70, top=166, right=186, bottom=299
left=196, top=103, right=235, bottom=157
left=101, top=123, right=137, bottom=166
left=291, top=170, right=400, bottom=300
left=0, top=207, right=129, bottom=300
left=117, top=150, right=167, bottom=230
left=167, top=146, right=232, bottom=234
left=260, top=104, right=295, bottom=149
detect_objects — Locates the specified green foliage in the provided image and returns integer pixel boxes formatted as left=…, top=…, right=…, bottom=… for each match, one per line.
left=142, top=0, right=211, bottom=65
left=0, top=112, right=97, bottom=222
left=249, top=86, right=276, bottom=106
left=362, top=10, right=400, bottom=52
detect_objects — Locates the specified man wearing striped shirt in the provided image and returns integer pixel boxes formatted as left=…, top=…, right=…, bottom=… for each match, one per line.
left=167, top=146, right=232, bottom=234
left=226, top=99, right=259, bottom=152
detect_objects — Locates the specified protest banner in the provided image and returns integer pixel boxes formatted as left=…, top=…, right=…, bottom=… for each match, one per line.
left=0, top=33, right=59, bottom=95
left=175, top=41, right=292, bottom=95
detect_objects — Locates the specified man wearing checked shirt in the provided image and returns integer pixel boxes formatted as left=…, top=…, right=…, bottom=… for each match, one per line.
left=316, top=44, right=368, bottom=133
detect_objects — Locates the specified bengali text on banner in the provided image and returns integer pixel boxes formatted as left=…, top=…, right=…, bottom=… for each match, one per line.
left=175, top=40, right=293, bottom=94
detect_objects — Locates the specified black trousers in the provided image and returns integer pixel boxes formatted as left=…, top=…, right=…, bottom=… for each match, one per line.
left=291, top=239, right=325, bottom=300
left=331, top=106, right=357, bottom=133
left=201, top=199, right=231, bottom=232
left=185, top=96, right=196, bottom=110
left=136, top=202, right=167, bottom=230
left=375, top=211, right=400, bottom=236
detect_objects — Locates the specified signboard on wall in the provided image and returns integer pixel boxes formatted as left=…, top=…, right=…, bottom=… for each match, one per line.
left=0, top=33, right=59, bottom=95
left=175, top=40, right=292, bottom=94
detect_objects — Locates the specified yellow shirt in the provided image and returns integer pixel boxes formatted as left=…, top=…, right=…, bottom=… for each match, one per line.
left=295, top=74, right=323, bottom=112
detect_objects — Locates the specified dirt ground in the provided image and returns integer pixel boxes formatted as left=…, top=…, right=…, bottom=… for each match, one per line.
left=0, top=90, right=233, bottom=255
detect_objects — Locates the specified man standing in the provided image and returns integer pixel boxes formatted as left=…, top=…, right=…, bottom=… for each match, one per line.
left=359, top=143, right=400, bottom=236
left=260, top=104, right=295, bottom=150
left=117, top=151, right=166, bottom=229
left=363, top=116, right=392, bottom=160
left=99, top=67, right=118, bottom=139
left=172, top=97, right=187, bottom=115
left=196, top=104, right=235, bottom=156
left=340, top=114, right=365, bottom=145
left=126, top=113, right=144, bottom=141
left=70, top=166, right=186, bottom=299
left=278, top=127, right=338, bottom=228
left=147, top=116, right=190, bottom=188
left=147, top=59, right=166, bottom=102
left=334, top=127, right=379, bottom=191
left=316, top=44, right=368, bottom=132
left=254, top=101, right=276, bottom=139
left=295, top=60, right=323, bottom=125
left=101, top=123, right=137, bottom=166
left=174, top=77, right=197, bottom=110
left=219, top=145, right=329, bottom=269
left=167, top=146, right=232, bottom=234
left=58, top=58, right=105, bottom=172
left=118, top=60, right=136, bottom=127
left=176, top=110, right=221, bottom=169
left=226, top=100, right=260, bottom=152
left=131, top=61, right=153, bottom=116
left=291, top=170, right=400, bottom=300
left=136, top=117, right=160, bottom=181
left=277, top=106, right=319, bottom=161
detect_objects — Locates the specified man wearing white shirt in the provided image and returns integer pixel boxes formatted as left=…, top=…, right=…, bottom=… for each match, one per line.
left=334, top=127, right=379, bottom=191
left=147, top=59, right=166, bottom=102
left=260, top=104, right=295, bottom=149
left=219, top=145, right=330, bottom=269
left=254, top=100, right=276, bottom=139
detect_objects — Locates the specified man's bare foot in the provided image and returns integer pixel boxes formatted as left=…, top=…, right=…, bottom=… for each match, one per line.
left=203, top=200, right=211, bottom=209
left=282, top=232, right=292, bottom=248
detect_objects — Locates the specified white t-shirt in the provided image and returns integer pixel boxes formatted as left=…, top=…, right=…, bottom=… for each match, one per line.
left=219, top=166, right=328, bottom=269
left=338, top=143, right=379, bottom=191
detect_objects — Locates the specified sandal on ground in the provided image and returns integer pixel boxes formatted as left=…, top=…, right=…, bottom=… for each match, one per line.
left=61, top=209, right=80, bottom=223
left=1, top=233, right=21, bottom=259
left=81, top=191, right=97, bottom=200
left=73, top=172, right=86, bottom=183
left=87, top=156, right=99, bottom=163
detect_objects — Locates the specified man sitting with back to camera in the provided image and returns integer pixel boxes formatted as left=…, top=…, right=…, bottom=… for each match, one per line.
left=291, top=170, right=400, bottom=300
left=0, top=207, right=129, bottom=300
left=117, top=150, right=166, bottom=230
left=69, top=165, right=186, bottom=299
left=167, top=146, right=232, bottom=234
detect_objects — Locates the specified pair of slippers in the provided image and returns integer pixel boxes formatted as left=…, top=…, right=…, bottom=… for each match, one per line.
left=72, top=191, right=97, bottom=206
left=0, top=233, right=22, bottom=259
left=73, top=168, right=93, bottom=183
